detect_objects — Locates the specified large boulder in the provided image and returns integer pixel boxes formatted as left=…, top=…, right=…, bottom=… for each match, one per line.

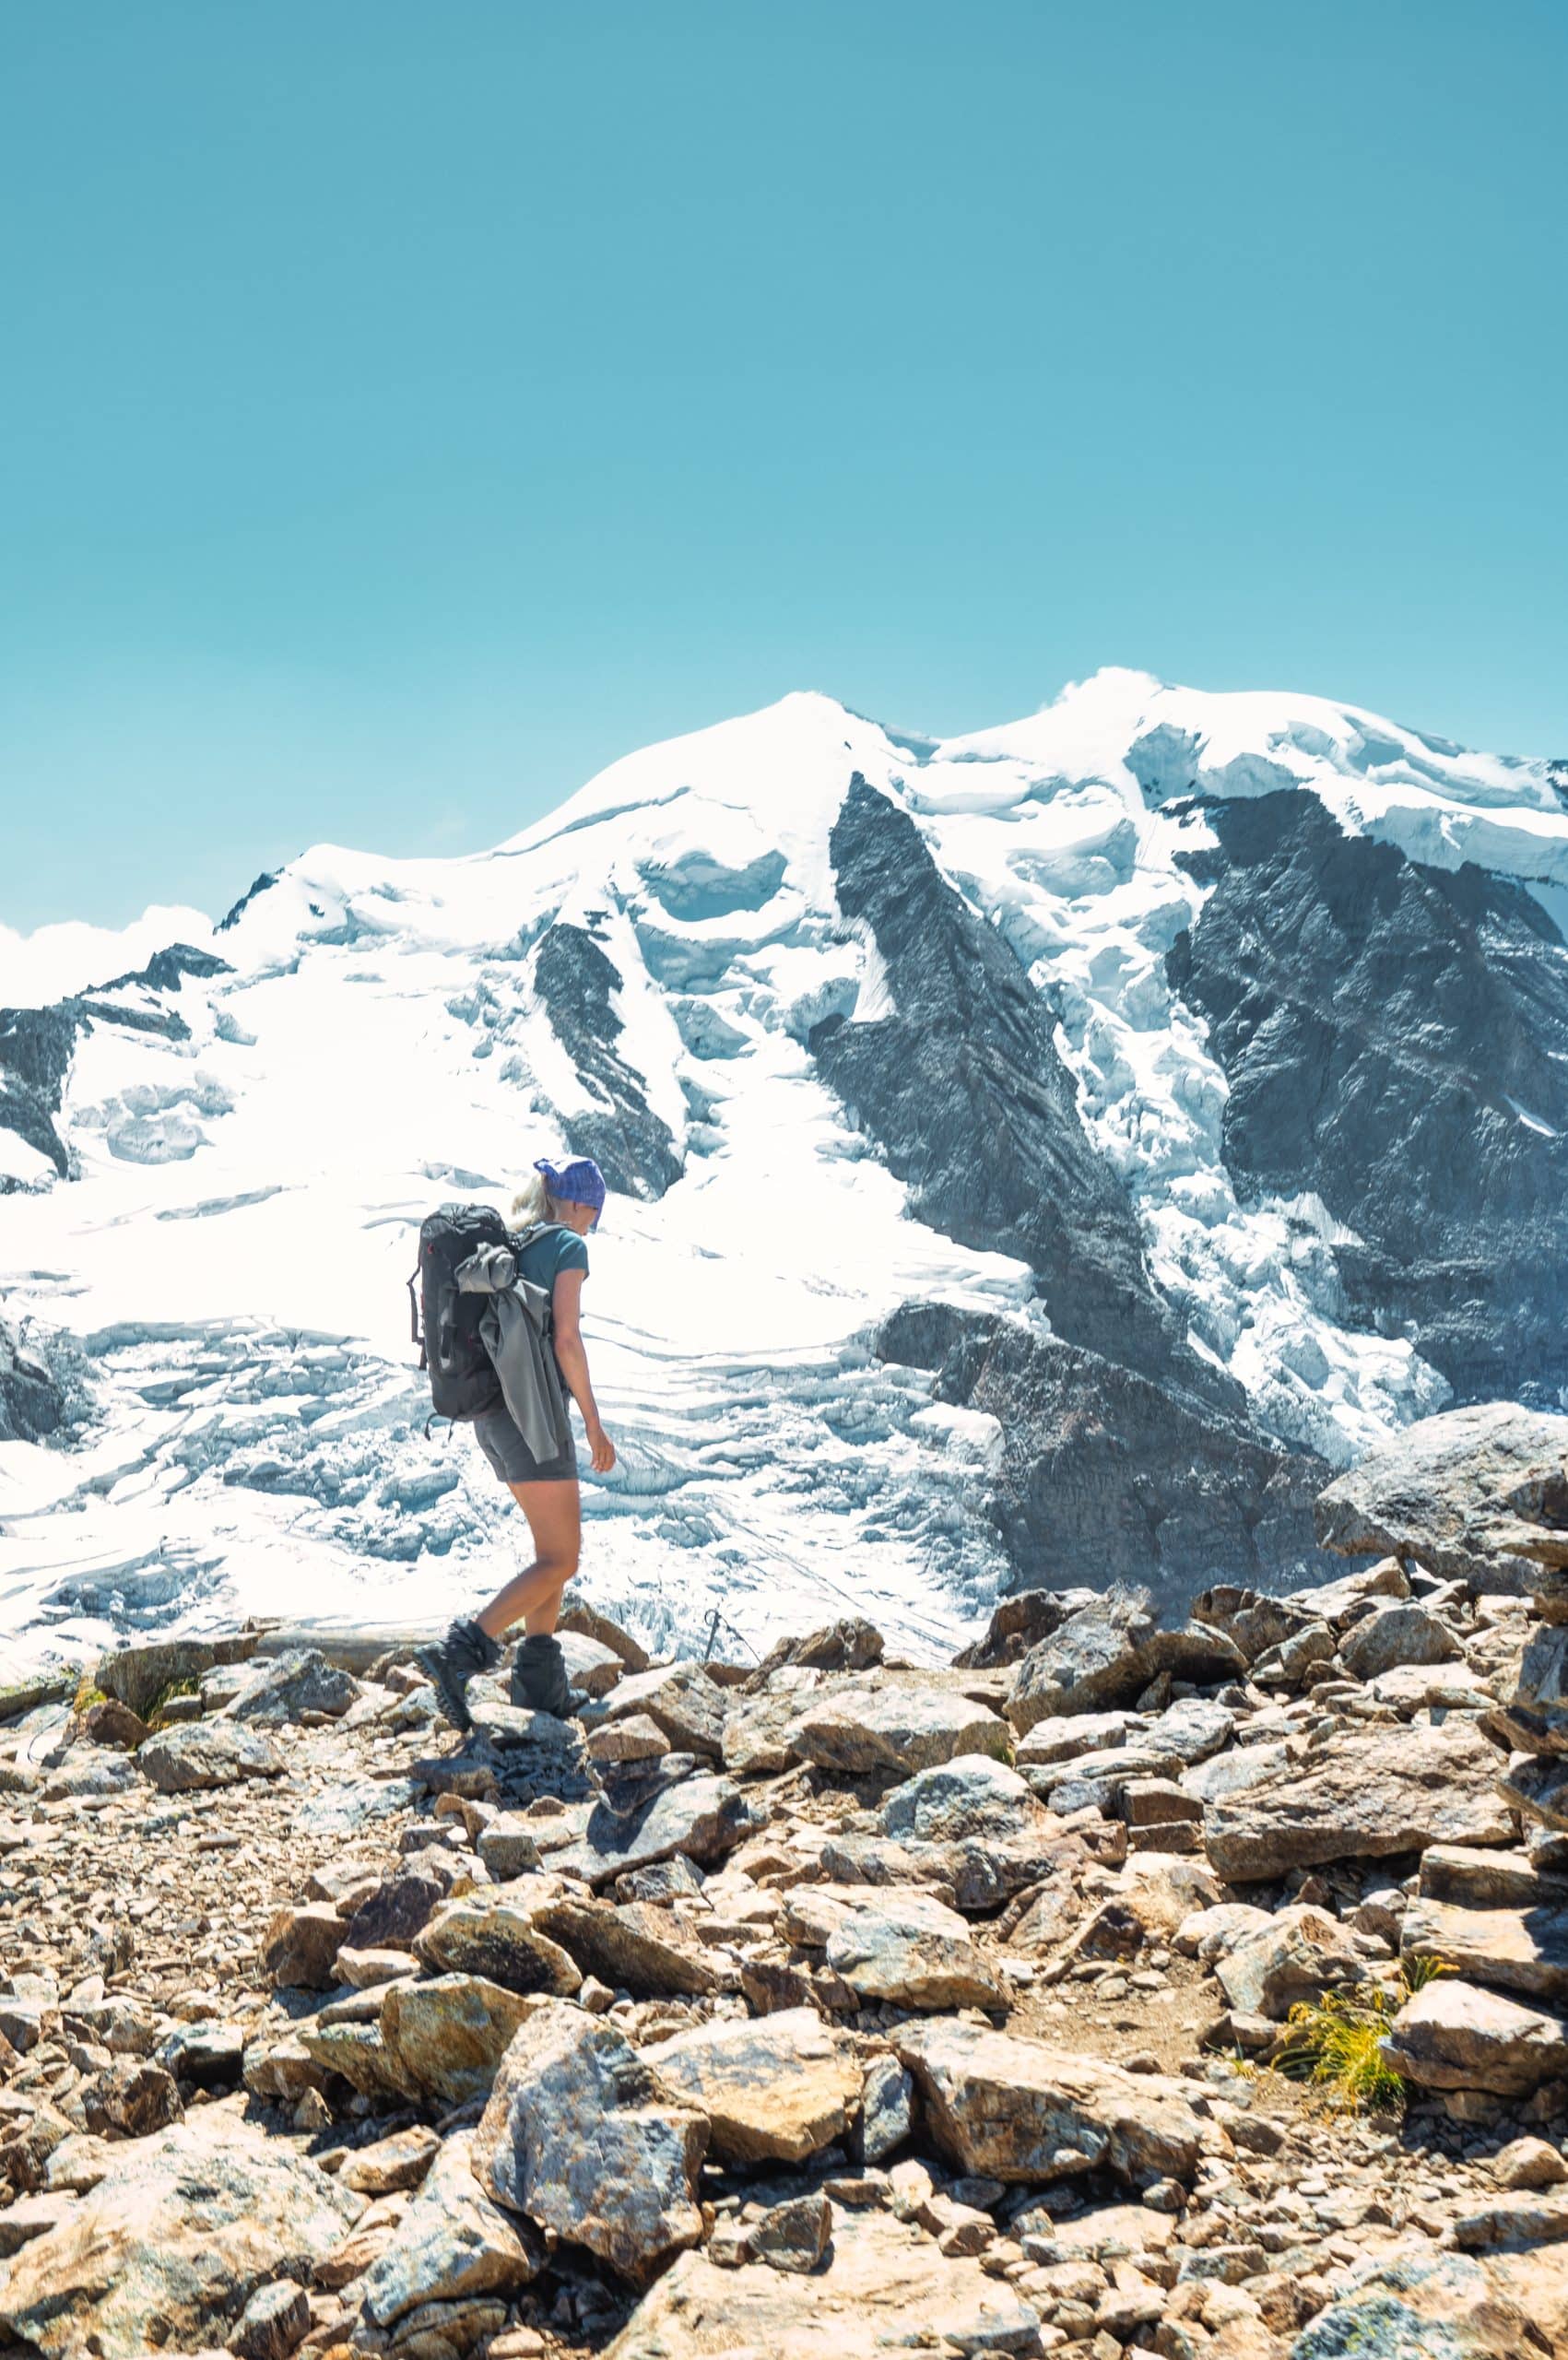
left=1005, top=1594, right=1156, bottom=1734
left=360, top=2130, right=543, bottom=2328
left=1338, top=1601, right=1462, bottom=1681
left=722, top=1669, right=823, bottom=1777
left=137, top=1721, right=285, bottom=1794
left=1382, top=1978, right=1568, bottom=2097
left=1213, top=1905, right=1377, bottom=2020
left=553, top=1774, right=764, bottom=1890
left=1204, top=1717, right=1515, bottom=1882
left=223, top=1647, right=359, bottom=1725
left=595, top=1664, right=728, bottom=1758
left=892, top=2019, right=1202, bottom=2185
left=784, top=1883, right=1008, bottom=2012
left=787, top=1682, right=1012, bottom=1779
left=604, top=2204, right=1042, bottom=2360
left=527, top=1894, right=718, bottom=1999
left=472, top=2001, right=707, bottom=2283
left=1314, top=1401, right=1568, bottom=1593
left=94, top=1634, right=256, bottom=1724
left=879, top=1753, right=1042, bottom=1847
left=1402, top=1895, right=1568, bottom=2003
left=642, top=2009, right=862, bottom=2165
left=0, top=2106, right=363, bottom=2359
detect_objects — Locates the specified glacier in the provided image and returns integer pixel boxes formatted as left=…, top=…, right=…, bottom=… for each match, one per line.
left=4, top=667, right=1566, bottom=1678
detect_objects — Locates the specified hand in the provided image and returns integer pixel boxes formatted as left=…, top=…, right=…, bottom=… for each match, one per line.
left=587, top=1422, right=617, bottom=1474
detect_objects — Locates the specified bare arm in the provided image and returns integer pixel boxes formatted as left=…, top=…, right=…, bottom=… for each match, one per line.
left=551, top=1268, right=616, bottom=1472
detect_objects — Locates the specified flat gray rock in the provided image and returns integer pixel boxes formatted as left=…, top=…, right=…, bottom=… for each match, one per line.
left=137, top=1720, right=286, bottom=1794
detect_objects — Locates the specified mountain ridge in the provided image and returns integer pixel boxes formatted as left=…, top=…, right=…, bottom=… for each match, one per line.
left=3, top=668, right=1565, bottom=1671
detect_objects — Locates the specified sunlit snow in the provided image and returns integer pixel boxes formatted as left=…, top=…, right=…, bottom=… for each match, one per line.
left=5, top=670, right=1564, bottom=1675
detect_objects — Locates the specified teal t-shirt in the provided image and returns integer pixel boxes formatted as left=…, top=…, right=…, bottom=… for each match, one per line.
left=513, top=1221, right=588, bottom=1298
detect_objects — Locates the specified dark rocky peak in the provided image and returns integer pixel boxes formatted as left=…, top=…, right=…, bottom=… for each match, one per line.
left=809, top=773, right=1217, bottom=1398
left=1167, top=789, right=1568, bottom=1401
left=530, top=922, right=682, bottom=1200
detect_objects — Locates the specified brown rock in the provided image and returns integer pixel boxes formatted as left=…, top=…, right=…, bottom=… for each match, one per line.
left=893, top=2019, right=1202, bottom=2186
left=642, top=2008, right=862, bottom=2165
left=380, top=1973, right=535, bottom=2105
left=261, top=1903, right=344, bottom=1991
left=82, top=2059, right=183, bottom=2140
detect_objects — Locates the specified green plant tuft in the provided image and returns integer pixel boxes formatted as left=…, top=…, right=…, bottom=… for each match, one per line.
left=145, top=1675, right=201, bottom=1730
left=1274, top=1958, right=1455, bottom=2114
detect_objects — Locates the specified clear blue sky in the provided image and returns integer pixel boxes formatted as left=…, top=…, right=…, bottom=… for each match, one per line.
left=3, top=1, right=1565, bottom=933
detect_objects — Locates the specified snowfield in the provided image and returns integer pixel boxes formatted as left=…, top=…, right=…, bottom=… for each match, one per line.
left=4, top=668, right=1565, bottom=1677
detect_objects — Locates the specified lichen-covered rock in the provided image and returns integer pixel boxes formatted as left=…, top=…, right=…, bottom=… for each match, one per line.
left=413, top=1894, right=583, bottom=1997
left=1291, top=2250, right=1539, bottom=2357
left=642, top=2008, right=862, bottom=2165
left=360, top=2129, right=543, bottom=2327
left=380, top=1973, right=536, bottom=2104
left=0, top=2106, right=363, bottom=2359
left=893, top=2019, right=1202, bottom=2185
left=879, top=1753, right=1042, bottom=1847
left=471, top=2001, right=706, bottom=2284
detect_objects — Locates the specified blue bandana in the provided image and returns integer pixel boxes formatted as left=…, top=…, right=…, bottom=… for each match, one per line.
left=534, top=1155, right=607, bottom=1230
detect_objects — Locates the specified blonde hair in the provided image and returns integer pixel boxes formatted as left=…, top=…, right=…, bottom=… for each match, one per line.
left=511, top=1171, right=565, bottom=1226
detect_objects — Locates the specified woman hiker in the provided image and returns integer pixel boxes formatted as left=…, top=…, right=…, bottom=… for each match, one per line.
left=417, top=1155, right=617, bottom=1729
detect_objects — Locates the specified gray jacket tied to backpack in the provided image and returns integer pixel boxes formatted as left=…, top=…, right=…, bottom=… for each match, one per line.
left=454, top=1239, right=573, bottom=1462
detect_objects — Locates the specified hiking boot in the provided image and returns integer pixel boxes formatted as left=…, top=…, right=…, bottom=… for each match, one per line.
left=510, top=1632, right=576, bottom=1719
left=416, top=1616, right=501, bottom=1734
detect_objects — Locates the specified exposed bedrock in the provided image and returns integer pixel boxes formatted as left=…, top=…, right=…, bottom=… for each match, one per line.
left=530, top=922, right=682, bottom=1200
left=811, top=775, right=1220, bottom=1398
left=0, top=1316, right=65, bottom=1445
left=1, top=962, right=199, bottom=1181
left=1167, top=789, right=1568, bottom=1401
left=878, top=1304, right=1336, bottom=1613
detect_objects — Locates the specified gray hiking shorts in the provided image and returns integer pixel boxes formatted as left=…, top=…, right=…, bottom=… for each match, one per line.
left=472, top=1403, right=577, bottom=1486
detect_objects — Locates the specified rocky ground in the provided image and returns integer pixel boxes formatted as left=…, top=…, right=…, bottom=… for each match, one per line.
left=5, top=1408, right=1568, bottom=2360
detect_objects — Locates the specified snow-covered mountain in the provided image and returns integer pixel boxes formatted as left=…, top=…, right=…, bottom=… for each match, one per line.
left=5, top=667, right=1567, bottom=1675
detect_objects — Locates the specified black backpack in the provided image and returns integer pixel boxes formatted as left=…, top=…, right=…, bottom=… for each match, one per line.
left=407, top=1203, right=511, bottom=1422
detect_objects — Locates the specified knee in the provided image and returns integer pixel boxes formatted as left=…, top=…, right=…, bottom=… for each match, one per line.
left=538, top=1545, right=579, bottom=1587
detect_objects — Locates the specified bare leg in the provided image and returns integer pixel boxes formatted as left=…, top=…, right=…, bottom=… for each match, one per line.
left=474, top=1480, right=581, bottom=1643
